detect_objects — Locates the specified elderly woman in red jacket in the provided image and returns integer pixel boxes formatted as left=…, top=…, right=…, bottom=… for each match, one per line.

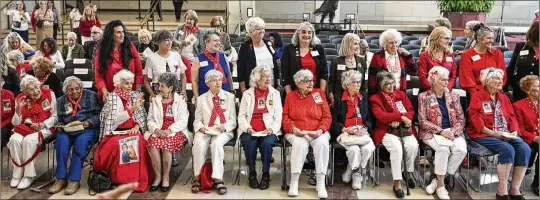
left=282, top=69, right=331, bottom=199
left=418, top=66, right=466, bottom=199
left=369, top=70, right=418, bottom=199
left=513, top=75, right=540, bottom=196
left=367, top=29, right=417, bottom=95
left=468, top=67, right=530, bottom=200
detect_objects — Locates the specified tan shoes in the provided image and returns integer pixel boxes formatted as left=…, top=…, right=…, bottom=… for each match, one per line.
left=48, top=179, right=66, bottom=194
left=48, top=179, right=79, bottom=195
left=64, top=181, right=81, bottom=195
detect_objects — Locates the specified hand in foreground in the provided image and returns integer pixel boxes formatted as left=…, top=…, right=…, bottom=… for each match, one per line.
left=97, top=182, right=138, bottom=199
left=311, top=129, right=324, bottom=139
left=292, top=127, right=304, bottom=137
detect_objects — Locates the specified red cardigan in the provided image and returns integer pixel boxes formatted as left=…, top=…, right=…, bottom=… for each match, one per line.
left=417, top=50, right=456, bottom=90
left=369, top=90, right=416, bottom=146
left=79, top=15, right=101, bottom=37
left=1, top=89, right=15, bottom=128
left=282, top=89, right=331, bottom=134
left=182, top=55, right=192, bottom=83
left=458, top=48, right=506, bottom=97
left=367, top=49, right=417, bottom=95
left=94, top=43, right=143, bottom=96
left=467, top=88, right=518, bottom=139
left=513, top=98, right=538, bottom=144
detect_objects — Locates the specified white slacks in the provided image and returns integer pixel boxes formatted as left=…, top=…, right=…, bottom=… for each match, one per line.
left=285, top=133, right=330, bottom=175
left=381, top=134, right=418, bottom=181
left=8, top=130, right=53, bottom=178
left=339, top=140, right=375, bottom=171
left=192, top=131, right=233, bottom=180
left=423, top=136, right=467, bottom=176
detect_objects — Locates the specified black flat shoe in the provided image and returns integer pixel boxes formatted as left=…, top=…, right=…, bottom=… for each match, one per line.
left=259, top=175, right=270, bottom=190
left=161, top=185, right=170, bottom=192
left=532, top=184, right=539, bottom=196
left=393, top=186, right=404, bottom=199
left=496, top=194, right=510, bottom=200
left=509, top=194, right=525, bottom=200
left=149, top=185, right=160, bottom=192
left=526, top=168, right=531, bottom=175
left=248, top=174, right=259, bottom=189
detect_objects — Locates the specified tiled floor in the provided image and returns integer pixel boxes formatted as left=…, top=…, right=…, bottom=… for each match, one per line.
left=1, top=145, right=538, bottom=199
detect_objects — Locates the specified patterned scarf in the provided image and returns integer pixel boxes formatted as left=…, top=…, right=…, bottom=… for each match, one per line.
left=67, top=92, right=83, bottom=116
left=114, top=87, right=132, bottom=107
left=209, top=95, right=226, bottom=125
left=386, top=52, right=401, bottom=73
left=38, top=73, right=50, bottom=85
left=43, top=51, right=52, bottom=61
left=184, top=24, right=199, bottom=36
left=491, top=100, right=508, bottom=132
left=382, top=91, right=398, bottom=113
left=253, top=87, right=269, bottom=114
left=204, top=49, right=226, bottom=84
left=526, top=97, right=539, bottom=132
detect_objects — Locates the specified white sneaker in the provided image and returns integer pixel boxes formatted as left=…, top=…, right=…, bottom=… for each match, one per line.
left=316, top=174, right=328, bottom=199
left=10, top=177, right=21, bottom=188
left=288, top=180, right=299, bottom=197
left=342, top=166, right=352, bottom=183
left=436, top=187, right=450, bottom=199
left=17, top=177, right=34, bottom=190
left=425, top=178, right=437, bottom=195
left=317, top=187, right=328, bottom=199
left=352, top=172, right=362, bottom=190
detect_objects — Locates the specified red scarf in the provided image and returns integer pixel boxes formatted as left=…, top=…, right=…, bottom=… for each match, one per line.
left=209, top=95, right=226, bottom=125
left=38, top=73, right=51, bottom=86
left=184, top=24, right=199, bottom=36
left=43, top=51, right=52, bottom=61
left=254, top=88, right=269, bottom=114
left=382, top=91, right=398, bottom=113
left=67, top=92, right=83, bottom=116
left=114, top=88, right=132, bottom=107
left=534, top=46, right=539, bottom=60
left=526, top=97, right=539, bottom=131
left=204, top=49, right=226, bottom=84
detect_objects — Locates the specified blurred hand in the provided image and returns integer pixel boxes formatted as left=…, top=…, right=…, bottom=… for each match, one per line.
left=97, top=182, right=138, bottom=199
left=247, top=128, right=256, bottom=134
left=199, top=127, right=207, bottom=134
left=440, top=129, right=454, bottom=141
left=263, top=128, right=273, bottom=135
left=293, top=127, right=304, bottom=137
left=128, top=126, right=140, bottom=134
left=311, top=129, right=324, bottom=139
left=398, top=48, right=410, bottom=56
left=390, top=121, right=400, bottom=128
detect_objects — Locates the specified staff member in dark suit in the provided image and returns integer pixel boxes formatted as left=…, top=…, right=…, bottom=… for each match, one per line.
left=506, top=21, right=539, bottom=102
left=238, top=17, right=279, bottom=93
left=281, top=22, right=327, bottom=93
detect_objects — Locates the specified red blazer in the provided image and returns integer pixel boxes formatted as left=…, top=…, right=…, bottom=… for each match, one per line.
left=417, top=50, right=457, bottom=90
left=513, top=98, right=538, bottom=144
left=367, top=49, right=417, bottom=95
left=282, top=89, right=331, bottom=134
left=94, top=43, right=143, bottom=97
left=79, top=15, right=101, bottom=37
left=458, top=48, right=506, bottom=97
left=467, top=88, right=518, bottom=139
left=1, top=89, right=15, bottom=128
left=369, top=90, right=416, bottom=146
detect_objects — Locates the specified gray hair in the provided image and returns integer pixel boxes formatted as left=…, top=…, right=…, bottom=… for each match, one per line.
left=152, top=29, right=173, bottom=44
left=67, top=32, right=77, bottom=40
left=465, top=20, right=481, bottom=32
left=7, top=50, right=24, bottom=63
left=249, top=65, right=273, bottom=88
left=380, top=29, right=402, bottom=49
left=113, top=69, right=135, bottom=88
left=359, top=39, right=368, bottom=47
left=376, top=70, right=395, bottom=89
left=339, top=33, right=360, bottom=56
left=341, top=70, right=363, bottom=89
left=472, top=23, right=493, bottom=41
left=158, top=72, right=180, bottom=93
left=90, top=26, right=103, bottom=35
left=204, top=69, right=224, bottom=83
left=245, top=17, right=265, bottom=34
left=203, top=28, right=220, bottom=44
left=291, top=22, right=321, bottom=46
left=20, top=75, right=40, bottom=91
left=427, top=66, right=450, bottom=86
left=293, top=69, right=314, bottom=86
left=480, top=67, right=504, bottom=86
left=62, top=76, right=84, bottom=93
left=138, top=29, right=152, bottom=41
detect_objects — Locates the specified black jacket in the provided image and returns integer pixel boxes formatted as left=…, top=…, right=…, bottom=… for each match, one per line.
left=281, top=44, right=327, bottom=90
left=328, top=55, right=367, bottom=98
left=28, top=70, right=64, bottom=97
left=330, top=92, right=370, bottom=142
left=506, top=42, right=539, bottom=102
left=2, top=67, right=20, bottom=96
left=237, top=39, right=279, bottom=89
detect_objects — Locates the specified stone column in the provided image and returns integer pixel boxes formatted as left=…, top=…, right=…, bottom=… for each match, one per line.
left=227, top=0, right=256, bottom=34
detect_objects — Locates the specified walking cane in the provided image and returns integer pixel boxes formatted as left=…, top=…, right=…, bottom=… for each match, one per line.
left=399, top=126, right=411, bottom=196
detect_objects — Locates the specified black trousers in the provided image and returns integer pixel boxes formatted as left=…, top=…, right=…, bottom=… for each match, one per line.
left=53, top=23, right=59, bottom=41
left=1, top=127, right=11, bottom=147
left=172, top=0, right=184, bottom=20
left=530, top=143, right=539, bottom=186
left=150, top=0, right=162, bottom=19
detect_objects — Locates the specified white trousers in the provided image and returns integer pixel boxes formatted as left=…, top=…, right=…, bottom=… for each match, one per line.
left=285, top=133, right=330, bottom=175
left=8, top=130, right=53, bottom=178
left=381, top=134, right=418, bottom=180
left=81, top=36, right=93, bottom=44
left=192, top=132, right=233, bottom=180
left=339, top=140, right=375, bottom=171
left=423, top=136, right=467, bottom=176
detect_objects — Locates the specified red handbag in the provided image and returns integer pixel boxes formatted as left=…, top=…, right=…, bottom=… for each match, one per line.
left=13, top=124, right=35, bottom=137
left=9, top=125, right=44, bottom=167
left=199, top=162, right=215, bottom=193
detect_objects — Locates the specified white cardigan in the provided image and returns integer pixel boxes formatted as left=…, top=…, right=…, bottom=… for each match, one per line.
left=35, top=50, right=65, bottom=69
left=193, top=89, right=237, bottom=134
left=145, top=93, right=192, bottom=145
left=237, top=87, right=282, bottom=135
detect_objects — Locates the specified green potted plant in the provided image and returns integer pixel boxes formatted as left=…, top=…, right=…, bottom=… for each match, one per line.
left=437, top=0, right=495, bottom=36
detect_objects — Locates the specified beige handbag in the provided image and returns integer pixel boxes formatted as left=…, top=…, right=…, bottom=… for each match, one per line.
left=337, top=126, right=371, bottom=146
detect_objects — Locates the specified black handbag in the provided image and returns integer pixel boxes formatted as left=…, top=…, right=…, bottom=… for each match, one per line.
left=87, top=170, right=112, bottom=196
left=12, top=21, right=21, bottom=28
left=36, top=20, right=44, bottom=28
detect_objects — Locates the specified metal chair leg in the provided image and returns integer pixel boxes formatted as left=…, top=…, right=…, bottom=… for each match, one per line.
left=330, top=145, right=335, bottom=186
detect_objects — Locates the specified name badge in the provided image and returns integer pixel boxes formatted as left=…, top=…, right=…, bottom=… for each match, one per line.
left=20, top=69, right=26, bottom=76
left=268, top=41, right=276, bottom=54
left=313, top=92, right=323, bottom=104
left=166, top=107, right=173, bottom=117
left=337, top=64, right=346, bottom=71
left=257, top=98, right=266, bottom=109
left=355, top=106, right=362, bottom=118
left=395, top=101, right=406, bottom=113
left=472, top=54, right=481, bottom=62
left=520, top=50, right=529, bottom=56
left=269, top=100, right=274, bottom=105
left=429, top=97, right=438, bottom=107
left=178, top=30, right=184, bottom=36
left=446, top=57, right=453, bottom=62
left=42, top=99, right=51, bottom=110
left=200, top=61, right=209, bottom=67
left=65, top=103, right=73, bottom=114
left=311, top=50, right=319, bottom=57
left=482, top=102, right=492, bottom=114
left=3, top=100, right=11, bottom=111
left=220, top=98, right=225, bottom=106
left=42, top=85, right=49, bottom=89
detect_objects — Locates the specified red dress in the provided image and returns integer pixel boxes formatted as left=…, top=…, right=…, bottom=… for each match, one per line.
left=301, top=53, right=317, bottom=81
left=147, top=101, right=187, bottom=152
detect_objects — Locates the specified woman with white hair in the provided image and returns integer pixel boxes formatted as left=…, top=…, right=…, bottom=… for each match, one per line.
left=79, top=5, right=101, bottom=44
left=7, top=50, right=31, bottom=79
left=49, top=76, right=100, bottom=195
left=173, top=10, right=205, bottom=63
left=238, top=66, right=282, bottom=190
left=468, top=67, right=530, bottom=200
left=418, top=66, right=466, bottom=199
left=84, top=26, right=102, bottom=61
left=282, top=69, right=331, bottom=198
left=210, top=16, right=233, bottom=57
left=93, top=69, right=150, bottom=192
left=370, top=70, right=418, bottom=198
left=2, top=32, right=35, bottom=61
left=2, top=52, right=22, bottom=95
left=282, top=22, right=327, bottom=93
left=8, top=75, right=57, bottom=189
left=191, top=69, right=236, bottom=195
left=329, top=33, right=367, bottom=106
left=34, top=1, right=54, bottom=49
left=3, top=1, right=31, bottom=42
left=330, top=70, right=374, bottom=190
left=146, top=72, right=190, bottom=192
left=137, top=29, right=158, bottom=54
left=238, top=17, right=279, bottom=93
left=418, top=27, right=457, bottom=92
left=61, top=32, right=85, bottom=61
left=463, top=20, right=481, bottom=49
left=367, top=29, right=417, bottom=95
left=358, top=39, right=374, bottom=68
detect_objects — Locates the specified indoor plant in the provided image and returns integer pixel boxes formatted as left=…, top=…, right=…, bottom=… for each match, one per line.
left=437, top=0, right=496, bottom=36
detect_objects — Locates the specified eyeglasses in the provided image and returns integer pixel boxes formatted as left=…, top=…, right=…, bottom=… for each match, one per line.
left=91, top=32, right=99, bottom=34
left=300, top=79, right=314, bottom=84
left=443, top=37, right=451, bottom=41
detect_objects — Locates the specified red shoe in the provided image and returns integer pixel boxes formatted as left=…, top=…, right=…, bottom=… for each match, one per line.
left=461, top=157, right=470, bottom=169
